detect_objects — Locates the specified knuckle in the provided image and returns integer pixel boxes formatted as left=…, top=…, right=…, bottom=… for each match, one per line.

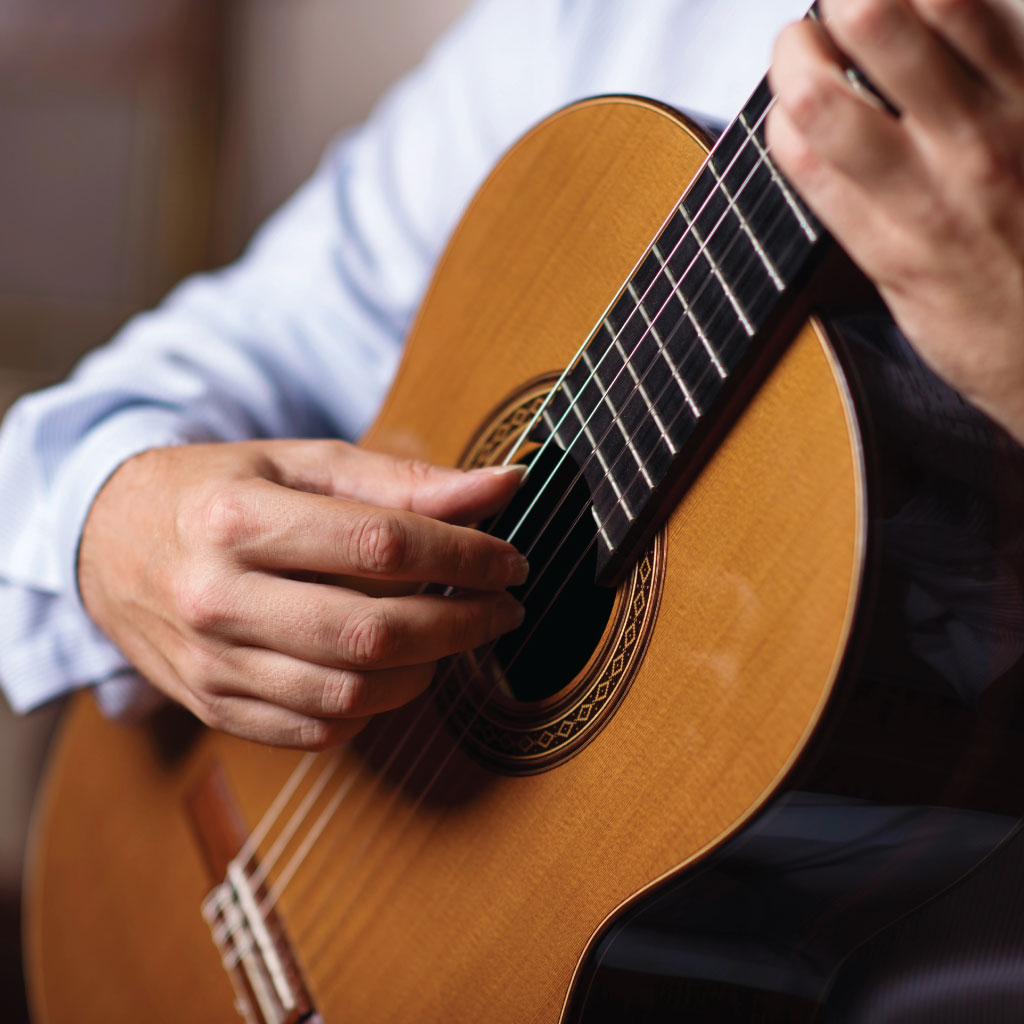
left=770, top=21, right=807, bottom=80
left=771, top=22, right=796, bottom=61
left=444, top=532, right=473, bottom=581
left=298, top=718, right=337, bottom=752
left=339, top=606, right=393, bottom=667
left=352, top=512, right=406, bottom=575
left=461, top=597, right=498, bottom=647
left=180, top=647, right=232, bottom=709
left=175, top=574, right=232, bottom=632
left=321, top=671, right=367, bottom=717
left=185, top=645, right=222, bottom=689
left=192, top=691, right=229, bottom=731
left=402, top=457, right=436, bottom=485
left=200, top=486, right=256, bottom=552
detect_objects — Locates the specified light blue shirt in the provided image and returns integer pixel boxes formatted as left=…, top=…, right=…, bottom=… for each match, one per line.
left=0, top=0, right=809, bottom=717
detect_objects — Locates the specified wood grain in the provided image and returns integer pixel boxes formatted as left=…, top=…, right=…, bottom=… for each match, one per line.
left=25, top=97, right=864, bottom=1024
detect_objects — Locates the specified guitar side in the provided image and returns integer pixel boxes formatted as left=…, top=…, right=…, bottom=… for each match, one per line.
left=25, top=97, right=865, bottom=1023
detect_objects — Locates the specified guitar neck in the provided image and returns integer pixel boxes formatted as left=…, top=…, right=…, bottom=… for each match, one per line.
left=543, top=71, right=828, bottom=584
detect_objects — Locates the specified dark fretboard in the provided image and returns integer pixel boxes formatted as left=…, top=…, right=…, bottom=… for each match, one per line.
left=535, top=70, right=827, bottom=582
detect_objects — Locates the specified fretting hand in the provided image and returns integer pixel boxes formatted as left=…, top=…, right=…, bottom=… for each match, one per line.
left=768, top=0, right=1024, bottom=442
left=78, top=440, right=527, bottom=749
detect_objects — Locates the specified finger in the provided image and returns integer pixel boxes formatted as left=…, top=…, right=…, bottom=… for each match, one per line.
left=217, top=649, right=436, bottom=719
left=910, top=0, right=1024, bottom=97
left=770, top=21, right=923, bottom=193
left=819, top=0, right=989, bottom=128
left=214, top=479, right=529, bottom=589
left=766, top=104, right=905, bottom=276
left=194, top=693, right=365, bottom=750
left=264, top=439, right=526, bottom=524
left=216, top=575, right=525, bottom=670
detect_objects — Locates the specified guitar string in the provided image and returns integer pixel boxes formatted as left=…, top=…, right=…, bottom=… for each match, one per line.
left=201, top=750, right=318, bottom=956
left=215, top=92, right=789, bottom=966
left=296, top=109, right=805, bottom=973
left=228, top=752, right=317, bottom=872
left=216, top=112, right=790, bottom=982
left=205, top=104, right=765, bottom=929
left=479, top=110, right=800, bottom=557
left=217, top=92, right=789, bottom=971
left=306, top=133, right=809, bottom=989
left=216, top=9, right=836, bottom=981
left=485, top=95, right=788, bottom=553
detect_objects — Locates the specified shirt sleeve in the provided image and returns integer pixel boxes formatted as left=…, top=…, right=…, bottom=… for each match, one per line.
left=0, top=0, right=563, bottom=715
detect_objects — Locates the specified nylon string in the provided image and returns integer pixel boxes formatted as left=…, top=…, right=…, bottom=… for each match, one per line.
left=303, top=98, right=805, bottom=983
left=215, top=91, right=794, bottom=975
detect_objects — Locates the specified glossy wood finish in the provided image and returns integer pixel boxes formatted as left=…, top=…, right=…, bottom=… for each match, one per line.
left=26, top=98, right=864, bottom=1023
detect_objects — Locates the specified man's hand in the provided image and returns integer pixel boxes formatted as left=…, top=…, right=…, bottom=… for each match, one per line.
left=78, top=439, right=528, bottom=749
left=768, top=0, right=1024, bottom=442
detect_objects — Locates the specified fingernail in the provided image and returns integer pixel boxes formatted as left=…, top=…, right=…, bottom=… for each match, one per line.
left=499, top=596, right=526, bottom=631
left=470, top=464, right=527, bottom=480
left=509, top=553, right=530, bottom=586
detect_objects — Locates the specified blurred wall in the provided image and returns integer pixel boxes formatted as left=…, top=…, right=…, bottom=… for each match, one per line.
left=0, top=0, right=470, bottom=1017
left=0, top=0, right=221, bottom=403
left=216, top=0, right=472, bottom=257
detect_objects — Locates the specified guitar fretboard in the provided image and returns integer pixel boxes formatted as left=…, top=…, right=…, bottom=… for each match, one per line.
left=538, top=74, right=825, bottom=579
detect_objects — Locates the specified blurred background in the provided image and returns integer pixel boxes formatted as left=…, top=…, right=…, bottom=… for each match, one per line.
left=0, top=0, right=470, bottom=1018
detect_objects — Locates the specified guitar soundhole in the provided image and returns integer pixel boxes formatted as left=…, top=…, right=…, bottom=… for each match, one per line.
left=490, top=443, right=615, bottom=703
left=441, top=376, right=665, bottom=775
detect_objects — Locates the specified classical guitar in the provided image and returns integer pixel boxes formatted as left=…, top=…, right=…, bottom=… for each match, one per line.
left=25, top=7, right=1024, bottom=1023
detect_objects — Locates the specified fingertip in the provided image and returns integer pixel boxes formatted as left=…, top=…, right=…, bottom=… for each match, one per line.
left=467, top=464, right=528, bottom=480
left=497, top=592, right=527, bottom=632
left=427, top=463, right=526, bottom=523
left=462, top=464, right=528, bottom=500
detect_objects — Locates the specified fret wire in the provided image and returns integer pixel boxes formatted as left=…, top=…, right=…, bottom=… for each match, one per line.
left=706, top=156, right=785, bottom=292
left=500, top=92, right=795, bottom=553
left=628, top=93, right=813, bottom=422
left=488, top=174, right=827, bottom=722
left=528, top=88, right=823, bottom=565
left=651, top=241, right=728, bottom=380
left=523, top=95, right=780, bottom=493
left=738, top=111, right=819, bottom=243
left=603, top=320, right=679, bottom=454
left=548, top=389, right=636, bottom=522
left=712, top=87, right=810, bottom=282
left=588, top=142, right=814, bottom=543
left=673, top=186, right=778, bottom=337
left=536, top=138, right=790, bottom=552
left=581, top=346, right=659, bottom=481
left=626, top=282, right=702, bottom=418
left=677, top=203, right=756, bottom=337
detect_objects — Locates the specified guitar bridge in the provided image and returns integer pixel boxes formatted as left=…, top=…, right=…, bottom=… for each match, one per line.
left=188, top=762, right=321, bottom=1024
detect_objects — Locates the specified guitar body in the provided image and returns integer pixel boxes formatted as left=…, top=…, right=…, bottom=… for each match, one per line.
left=27, top=97, right=1021, bottom=1023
